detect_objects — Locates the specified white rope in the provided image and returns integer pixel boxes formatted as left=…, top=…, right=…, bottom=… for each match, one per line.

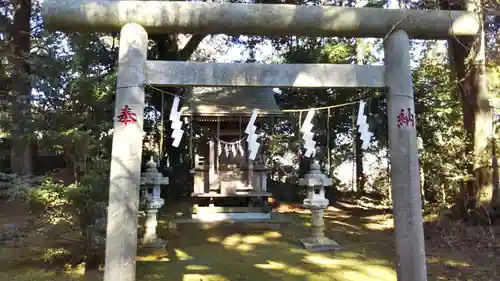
left=214, top=136, right=245, bottom=145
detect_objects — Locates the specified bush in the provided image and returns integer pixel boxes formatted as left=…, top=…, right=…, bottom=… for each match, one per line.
left=1, top=159, right=110, bottom=272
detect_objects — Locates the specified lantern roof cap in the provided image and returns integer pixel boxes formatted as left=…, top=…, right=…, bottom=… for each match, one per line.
left=298, top=161, right=332, bottom=187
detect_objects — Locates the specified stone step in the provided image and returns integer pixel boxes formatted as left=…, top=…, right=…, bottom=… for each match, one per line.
left=192, top=206, right=264, bottom=214
left=168, top=212, right=291, bottom=232
left=191, top=192, right=271, bottom=198
left=192, top=212, right=271, bottom=222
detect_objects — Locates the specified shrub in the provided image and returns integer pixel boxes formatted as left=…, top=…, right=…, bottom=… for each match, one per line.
left=1, top=158, right=110, bottom=272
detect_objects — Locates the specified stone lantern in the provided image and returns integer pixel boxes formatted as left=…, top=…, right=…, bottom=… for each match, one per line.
left=139, top=157, right=169, bottom=248
left=298, top=161, right=340, bottom=251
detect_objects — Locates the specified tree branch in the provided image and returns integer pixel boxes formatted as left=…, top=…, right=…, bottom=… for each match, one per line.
left=179, top=34, right=206, bottom=61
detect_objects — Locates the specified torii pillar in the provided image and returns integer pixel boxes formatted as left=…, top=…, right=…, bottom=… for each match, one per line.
left=42, top=2, right=480, bottom=281
left=104, top=23, right=148, bottom=281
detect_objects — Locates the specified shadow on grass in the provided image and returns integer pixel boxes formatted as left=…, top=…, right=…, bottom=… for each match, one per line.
left=134, top=200, right=397, bottom=281
left=139, top=199, right=498, bottom=281
left=0, top=199, right=498, bottom=281
left=137, top=222, right=396, bottom=281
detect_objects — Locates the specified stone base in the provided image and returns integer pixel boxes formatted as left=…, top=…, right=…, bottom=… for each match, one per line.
left=169, top=212, right=290, bottom=232
left=139, top=237, right=167, bottom=249
left=300, top=237, right=341, bottom=252
left=192, top=212, right=271, bottom=222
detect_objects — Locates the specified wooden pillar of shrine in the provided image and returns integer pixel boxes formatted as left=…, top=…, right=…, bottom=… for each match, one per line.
left=208, top=137, right=215, bottom=189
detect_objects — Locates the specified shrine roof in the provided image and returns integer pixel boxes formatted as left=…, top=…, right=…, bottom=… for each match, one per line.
left=180, top=87, right=283, bottom=117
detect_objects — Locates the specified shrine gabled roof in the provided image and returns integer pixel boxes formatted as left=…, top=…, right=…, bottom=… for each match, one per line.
left=180, top=87, right=282, bottom=117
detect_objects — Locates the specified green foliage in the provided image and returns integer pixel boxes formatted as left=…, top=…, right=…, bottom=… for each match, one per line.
left=412, top=43, right=471, bottom=206
left=2, top=157, right=109, bottom=267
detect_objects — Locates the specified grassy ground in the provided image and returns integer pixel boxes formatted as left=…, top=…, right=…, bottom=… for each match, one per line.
left=0, top=198, right=498, bottom=281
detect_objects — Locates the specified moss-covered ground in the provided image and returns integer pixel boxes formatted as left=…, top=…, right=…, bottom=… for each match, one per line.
left=0, top=199, right=498, bottom=281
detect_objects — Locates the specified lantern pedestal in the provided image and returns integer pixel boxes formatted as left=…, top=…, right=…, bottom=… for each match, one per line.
left=141, top=199, right=167, bottom=248
left=139, top=158, right=169, bottom=249
left=298, top=162, right=341, bottom=252
left=300, top=204, right=340, bottom=251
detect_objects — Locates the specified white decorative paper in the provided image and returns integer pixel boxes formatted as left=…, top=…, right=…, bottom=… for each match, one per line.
left=245, top=110, right=260, bottom=160
left=231, top=144, right=237, bottom=157
left=356, top=100, right=373, bottom=150
left=238, top=143, right=244, bottom=156
left=300, top=108, right=316, bottom=158
left=169, top=96, right=184, bottom=147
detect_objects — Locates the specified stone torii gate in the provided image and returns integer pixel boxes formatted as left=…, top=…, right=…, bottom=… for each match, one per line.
left=43, top=2, right=479, bottom=281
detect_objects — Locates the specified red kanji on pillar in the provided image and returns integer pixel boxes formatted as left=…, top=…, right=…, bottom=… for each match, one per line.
left=117, top=105, right=137, bottom=126
left=396, top=108, right=415, bottom=128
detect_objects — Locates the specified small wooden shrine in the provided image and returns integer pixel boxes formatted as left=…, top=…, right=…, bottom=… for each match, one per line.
left=181, top=87, right=282, bottom=221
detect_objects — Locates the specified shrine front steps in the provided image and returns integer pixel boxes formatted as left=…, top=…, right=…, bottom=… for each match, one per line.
left=168, top=212, right=292, bottom=235
left=191, top=192, right=272, bottom=197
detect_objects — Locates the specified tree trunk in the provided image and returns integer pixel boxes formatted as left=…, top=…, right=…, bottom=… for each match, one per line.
left=150, top=34, right=205, bottom=168
left=355, top=132, right=365, bottom=193
left=354, top=35, right=365, bottom=194
left=80, top=212, right=104, bottom=274
left=9, top=0, right=33, bottom=175
left=445, top=0, right=492, bottom=214
left=420, top=162, right=426, bottom=207
left=491, top=137, right=500, bottom=206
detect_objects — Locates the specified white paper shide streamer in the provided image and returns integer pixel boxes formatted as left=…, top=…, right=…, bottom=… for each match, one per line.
left=169, top=96, right=184, bottom=147
left=245, top=110, right=260, bottom=160
left=231, top=144, right=237, bottom=156
left=356, top=100, right=372, bottom=149
left=238, top=143, right=244, bottom=156
left=216, top=140, right=245, bottom=158
left=300, top=108, right=316, bottom=158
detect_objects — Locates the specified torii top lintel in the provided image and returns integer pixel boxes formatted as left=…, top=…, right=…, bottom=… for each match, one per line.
left=43, top=0, right=479, bottom=40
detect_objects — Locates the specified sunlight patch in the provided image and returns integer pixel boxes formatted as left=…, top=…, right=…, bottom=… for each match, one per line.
left=325, top=206, right=343, bottom=212
left=288, top=248, right=309, bottom=255
left=63, top=262, right=85, bottom=276
left=286, top=266, right=308, bottom=276
left=263, top=231, right=282, bottom=238
left=136, top=254, right=169, bottom=261
left=335, top=251, right=363, bottom=259
left=330, top=220, right=362, bottom=230
left=242, top=235, right=268, bottom=244
left=427, top=256, right=471, bottom=268
left=183, top=274, right=228, bottom=281
left=363, top=222, right=393, bottom=230
left=206, top=236, right=221, bottom=243
left=341, top=270, right=370, bottom=281
left=324, top=214, right=351, bottom=219
left=222, top=234, right=241, bottom=247
left=254, top=260, right=286, bottom=270
left=365, top=214, right=391, bottom=221
left=304, top=254, right=342, bottom=267
left=185, top=265, right=211, bottom=271
left=174, top=249, right=194, bottom=260
left=360, top=265, right=396, bottom=281
left=235, top=243, right=255, bottom=252
left=444, top=259, right=471, bottom=268
left=256, top=261, right=308, bottom=276
left=42, top=248, right=70, bottom=262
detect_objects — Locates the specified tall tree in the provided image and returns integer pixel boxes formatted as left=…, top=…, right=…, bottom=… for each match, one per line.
left=354, top=8, right=365, bottom=193
left=440, top=0, right=493, bottom=212
left=9, top=0, right=33, bottom=175
left=148, top=33, right=206, bottom=168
